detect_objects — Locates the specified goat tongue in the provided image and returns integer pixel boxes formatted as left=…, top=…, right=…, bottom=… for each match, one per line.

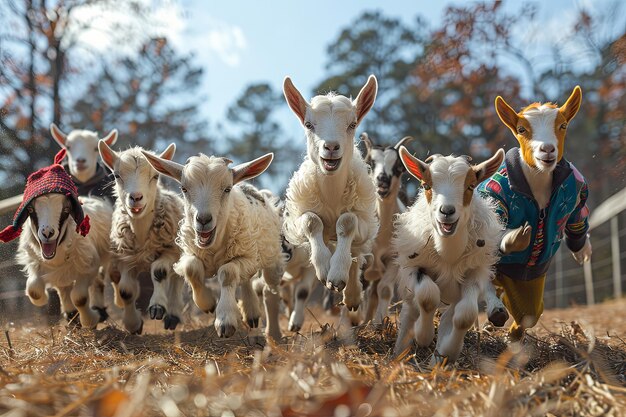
left=41, top=241, right=58, bottom=259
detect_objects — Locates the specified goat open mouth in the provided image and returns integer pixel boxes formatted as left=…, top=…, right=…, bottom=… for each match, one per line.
left=40, top=240, right=58, bottom=260
left=128, top=205, right=145, bottom=215
left=376, top=184, right=390, bottom=198
left=196, top=227, right=216, bottom=247
left=438, top=220, right=458, bottom=236
left=320, top=157, right=341, bottom=172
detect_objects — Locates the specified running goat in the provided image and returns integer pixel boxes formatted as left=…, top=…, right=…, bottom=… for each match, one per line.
left=141, top=152, right=285, bottom=340
left=281, top=75, right=379, bottom=318
left=99, top=142, right=185, bottom=334
left=361, top=132, right=413, bottom=324
left=393, top=149, right=506, bottom=364
left=1, top=150, right=111, bottom=328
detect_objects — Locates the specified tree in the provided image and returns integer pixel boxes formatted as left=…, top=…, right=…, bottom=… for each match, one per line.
left=223, top=82, right=301, bottom=192
left=67, top=37, right=212, bottom=156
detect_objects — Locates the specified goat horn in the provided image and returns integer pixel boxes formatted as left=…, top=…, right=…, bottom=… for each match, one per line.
left=394, top=136, right=414, bottom=150
left=424, top=154, right=443, bottom=164
left=360, top=132, right=373, bottom=152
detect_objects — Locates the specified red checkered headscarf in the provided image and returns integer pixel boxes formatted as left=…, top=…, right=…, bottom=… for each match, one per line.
left=0, top=149, right=90, bottom=242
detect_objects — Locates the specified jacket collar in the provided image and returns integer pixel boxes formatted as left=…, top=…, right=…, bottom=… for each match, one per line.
left=505, top=148, right=572, bottom=200
left=64, top=162, right=109, bottom=187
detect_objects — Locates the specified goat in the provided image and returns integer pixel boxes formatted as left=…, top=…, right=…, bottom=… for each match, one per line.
left=50, top=124, right=118, bottom=201
left=0, top=152, right=112, bottom=328
left=281, top=75, right=379, bottom=318
left=98, top=142, right=185, bottom=334
left=393, top=148, right=505, bottom=364
left=478, top=86, right=592, bottom=340
left=361, top=132, right=413, bottom=324
left=141, top=152, right=285, bottom=340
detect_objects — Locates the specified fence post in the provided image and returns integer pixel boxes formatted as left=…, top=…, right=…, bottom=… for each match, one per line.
left=583, top=259, right=595, bottom=305
left=555, top=247, right=564, bottom=308
left=611, top=216, right=622, bottom=299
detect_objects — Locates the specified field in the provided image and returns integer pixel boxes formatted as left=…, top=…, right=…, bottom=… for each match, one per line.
left=1, top=299, right=625, bottom=417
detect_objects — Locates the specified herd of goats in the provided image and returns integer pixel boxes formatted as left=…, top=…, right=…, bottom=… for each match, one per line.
left=0, top=75, right=592, bottom=365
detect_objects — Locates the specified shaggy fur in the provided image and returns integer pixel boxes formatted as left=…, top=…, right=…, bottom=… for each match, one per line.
left=142, top=153, right=284, bottom=340
left=101, top=145, right=185, bottom=334
left=17, top=196, right=112, bottom=328
left=282, top=75, right=379, bottom=320
left=393, top=152, right=505, bottom=364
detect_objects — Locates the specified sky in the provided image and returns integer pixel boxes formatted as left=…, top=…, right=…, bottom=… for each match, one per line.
left=67, top=0, right=608, bottom=146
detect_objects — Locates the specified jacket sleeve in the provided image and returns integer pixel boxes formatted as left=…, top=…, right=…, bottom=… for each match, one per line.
left=565, top=178, right=590, bottom=252
left=478, top=179, right=509, bottom=226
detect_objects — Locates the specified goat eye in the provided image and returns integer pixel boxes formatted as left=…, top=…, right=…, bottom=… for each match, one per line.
left=304, top=121, right=314, bottom=130
left=560, top=123, right=567, bottom=130
left=181, top=186, right=187, bottom=193
left=224, top=187, right=232, bottom=193
left=517, top=126, right=526, bottom=134
left=114, top=173, right=121, bottom=180
left=152, top=174, right=159, bottom=180
left=348, top=122, right=357, bottom=130
left=27, top=206, right=34, bottom=214
left=422, top=183, right=431, bottom=190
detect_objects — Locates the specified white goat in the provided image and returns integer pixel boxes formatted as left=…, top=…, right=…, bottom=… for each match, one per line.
left=50, top=124, right=118, bottom=200
left=393, top=149, right=506, bottom=364
left=282, top=76, right=379, bottom=317
left=361, top=132, right=414, bottom=324
left=98, top=142, right=185, bottom=334
left=141, top=152, right=284, bottom=340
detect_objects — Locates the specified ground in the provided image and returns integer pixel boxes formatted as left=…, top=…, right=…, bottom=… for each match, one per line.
left=0, top=299, right=625, bottom=416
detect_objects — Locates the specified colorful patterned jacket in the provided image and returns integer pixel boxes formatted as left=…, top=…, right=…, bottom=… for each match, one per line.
left=477, top=148, right=589, bottom=281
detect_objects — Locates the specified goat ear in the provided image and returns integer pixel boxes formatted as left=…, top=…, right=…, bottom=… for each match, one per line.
left=159, top=143, right=176, bottom=161
left=399, top=146, right=429, bottom=183
left=494, top=96, right=519, bottom=133
left=283, top=77, right=308, bottom=124
left=473, top=148, right=505, bottom=183
left=101, top=129, right=118, bottom=146
left=141, top=150, right=184, bottom=183
left=360, top=132, right=373, bottom=155
left=50, top=123, right=67, bottom=147
left=232, top=153, right=274, bottom=185
left=354, top=75, right=377, bottom=124
left=98, top=140, right=118, bottom=171
left=394, top=136, right=414, bottom=150
left=560, top=85, right=582, bottom=122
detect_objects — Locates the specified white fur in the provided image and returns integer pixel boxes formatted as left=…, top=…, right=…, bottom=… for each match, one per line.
left=104, top=146, right=185, bottom=333
left=17, top=195, right=113, bottom=328
left=282, top=76, right=379, bottom=318
left=158, top=154, right=284, bottom=340
left=393, top=155, right=504, bottom=364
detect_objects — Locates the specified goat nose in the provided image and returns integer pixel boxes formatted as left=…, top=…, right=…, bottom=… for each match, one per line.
left=440, top=205, right=456, bottom=216
left=540, top=144, right=556, bottom=153
left=129, top=192, right=143, bottom=202
left=196, top=214, right=213, bottom=226
left=323, top=142, right=340, bottom=152
left=42, top=228, right=55, bottom=239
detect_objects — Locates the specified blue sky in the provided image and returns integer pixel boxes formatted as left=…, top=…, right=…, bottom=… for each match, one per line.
left=152, top=0, right=603, bottom=143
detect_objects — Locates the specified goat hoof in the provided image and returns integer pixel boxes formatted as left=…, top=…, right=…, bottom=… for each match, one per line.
left=93, top=307, right=109, bottom=323
left=130, top=320, right=144, bottom=335
left=153, top=268, right=167, bottom=282
left=431, top=350, right=449, bottom=367
left=149, top=304, right=166, bottom=320
left=347, top=305, right=359, bottom=312
left=163, top=315, right=180, bottom=330
left=326, top=281, right=345, bottom=292
left=488, top=307, right=509, bottom=328
left=64, top=310, right=80, bottom=326
left=217, top=324, right=236, bottom=338
left=247, top=317, right=260, bottom=328
left=288, top=322, right=302, bottom=332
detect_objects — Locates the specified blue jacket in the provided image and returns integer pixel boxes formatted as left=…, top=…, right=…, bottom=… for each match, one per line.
left=477, top=148, right=589, bottom=281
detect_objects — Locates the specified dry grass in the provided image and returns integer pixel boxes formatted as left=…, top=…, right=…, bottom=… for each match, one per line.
left=1, top=301, right=625, bottom=417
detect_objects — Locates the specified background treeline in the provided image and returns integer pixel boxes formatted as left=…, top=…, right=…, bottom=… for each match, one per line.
left=1, top=1, right=624, bottom=208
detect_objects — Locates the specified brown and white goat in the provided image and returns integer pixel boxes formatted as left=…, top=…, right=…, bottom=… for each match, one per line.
left=281, top=76, right=379, bottom=316
left=361, top=132, right=413, bottom=324
left=393, top=149, right=505, bottom=364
